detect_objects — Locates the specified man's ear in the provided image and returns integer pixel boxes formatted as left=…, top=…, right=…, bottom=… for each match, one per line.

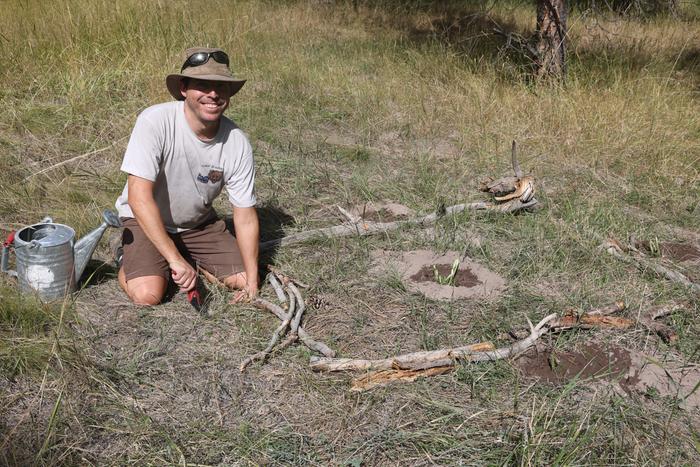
left=179, top=79, right=188, bottom=99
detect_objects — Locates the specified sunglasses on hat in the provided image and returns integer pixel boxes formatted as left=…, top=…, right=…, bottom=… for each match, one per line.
left=181, top=51, right=230, bottom=72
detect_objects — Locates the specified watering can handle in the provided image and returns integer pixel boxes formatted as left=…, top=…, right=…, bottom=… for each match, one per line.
left=1, top=231, right=17, bottom=277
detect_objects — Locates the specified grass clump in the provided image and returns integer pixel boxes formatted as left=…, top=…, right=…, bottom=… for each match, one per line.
left=0, top=281, right=74, bottom=376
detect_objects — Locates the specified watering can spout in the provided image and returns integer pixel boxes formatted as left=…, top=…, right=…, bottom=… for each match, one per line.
left=73, top=210, right=122, bottom=282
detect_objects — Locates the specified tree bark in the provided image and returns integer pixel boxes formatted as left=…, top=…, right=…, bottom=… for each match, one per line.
left=535, top=0, right=567, bottom=79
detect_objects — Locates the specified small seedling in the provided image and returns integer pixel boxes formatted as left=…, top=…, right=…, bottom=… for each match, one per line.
left=648, top=236, right=661, bottom=257
left=433, top=258, right=461, bottom=286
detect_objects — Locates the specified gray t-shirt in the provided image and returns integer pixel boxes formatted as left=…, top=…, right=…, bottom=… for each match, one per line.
left=115, top=101, right=256, bottom=233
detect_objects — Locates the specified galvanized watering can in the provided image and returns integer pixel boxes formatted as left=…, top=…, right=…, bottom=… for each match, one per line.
left=1, top=210, right=122, bottom=301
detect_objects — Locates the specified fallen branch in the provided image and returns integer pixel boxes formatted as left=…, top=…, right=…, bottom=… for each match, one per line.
left=508, top=301, right=629, bottom=339
left=311, top=314, right=558, bottom=373
left=23, top=136, right=128, bottom=181
left=260, top=198, right=538, bottom=251
left=267, top=265, right=309, bottom=288
left=549, top=301, right=632, bottom=331
left=310, top=342, right=496, bottom=372
left=603, top=240, right=700, bottom=294
left=198, top=266, right=333, bottom=359
left=267, top=272, right=288, bottom=307
left=278, top=283, right=306, bottom=351
left=240, top=289, right=296, bottom=371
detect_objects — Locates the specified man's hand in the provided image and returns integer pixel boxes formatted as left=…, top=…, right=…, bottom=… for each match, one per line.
left=231, top=278, right=259, bottom=303
left=170, top=259, right=197, bottom=292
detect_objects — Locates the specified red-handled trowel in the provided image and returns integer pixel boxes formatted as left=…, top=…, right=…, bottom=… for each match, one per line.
left=187, top=288, right=208, bottom=315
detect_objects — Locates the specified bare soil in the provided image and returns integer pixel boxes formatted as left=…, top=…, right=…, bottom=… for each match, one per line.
left=517, top=343, right=700, bottom=410
left=410, top=263, right=482, bottom=288
left=371, top=249, right=505, bottom=300
left=662, top=242, right=700, bottom=263
left=516, top=343, right=631, bottom=384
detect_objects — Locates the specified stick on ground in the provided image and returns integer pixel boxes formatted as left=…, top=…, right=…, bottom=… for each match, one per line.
left=311, top=314, right=558, bottom=373
left=260, top=198, right=537, bottom=251
left=240, top=291, right=296, bottom=371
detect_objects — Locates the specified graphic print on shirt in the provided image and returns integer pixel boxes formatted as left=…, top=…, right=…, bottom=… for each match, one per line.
left=196, top=164, right=224, bottom=184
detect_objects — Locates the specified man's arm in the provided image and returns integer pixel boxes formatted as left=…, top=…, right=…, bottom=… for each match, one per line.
left=232, top=205, right=259, bottom=299
left=127, top=175, right=196, bottom=292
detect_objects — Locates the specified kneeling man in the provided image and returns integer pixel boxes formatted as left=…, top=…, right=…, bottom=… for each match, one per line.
left=115, top=47, right=258, bottom=305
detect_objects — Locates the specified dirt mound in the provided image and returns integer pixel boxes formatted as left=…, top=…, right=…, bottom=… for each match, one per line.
left=517, top=344, right=632, bottom=384
left=517, top=343, right=700, bottom=410
left=661, top=242, right=700, bottom=263
left=371, top=249, right=505, bottom=300
left=411, top=264, right=482, bottom=288
left=620, top=354, right=700, bottom=410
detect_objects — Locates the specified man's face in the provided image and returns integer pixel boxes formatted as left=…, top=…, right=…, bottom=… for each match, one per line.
left=180, top=78, right=232, bottom=123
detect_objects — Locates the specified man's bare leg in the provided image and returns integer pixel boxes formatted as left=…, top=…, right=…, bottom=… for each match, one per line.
left=118, top=268, right=168, bottom=306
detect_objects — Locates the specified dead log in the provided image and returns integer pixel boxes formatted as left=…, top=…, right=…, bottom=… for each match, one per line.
left=310, top=342, right=496, bottom=372
left=260, top=198, right=537, bottom=251
left=310, top=314, right=558, bottom=373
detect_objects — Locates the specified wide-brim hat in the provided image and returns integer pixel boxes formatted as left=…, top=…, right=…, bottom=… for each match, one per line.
left=165, top=47, right=246, bottom=101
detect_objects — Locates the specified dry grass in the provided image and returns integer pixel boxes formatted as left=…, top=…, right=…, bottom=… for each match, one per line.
left=1, top=0, right=699, bottom=464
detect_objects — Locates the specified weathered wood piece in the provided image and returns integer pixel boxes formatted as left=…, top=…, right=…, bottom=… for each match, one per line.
left=260, top=198, right=537, bottom=251
left=548, top=302, right=632, bottom=330
left=350, top=367, right=453, bottom=392
left=310, top=342, right=496, bottom=372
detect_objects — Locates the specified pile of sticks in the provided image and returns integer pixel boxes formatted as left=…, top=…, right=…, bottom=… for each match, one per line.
left=239, top=268, right=335, bottom=372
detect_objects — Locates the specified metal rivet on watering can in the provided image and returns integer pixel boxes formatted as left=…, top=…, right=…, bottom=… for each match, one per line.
left=2, top=210, right=122, bottom=302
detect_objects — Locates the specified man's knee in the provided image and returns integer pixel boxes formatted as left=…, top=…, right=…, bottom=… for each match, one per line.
left=129, top=287, right=164, bottom=306
left=122, top=274, right=167, bottom=306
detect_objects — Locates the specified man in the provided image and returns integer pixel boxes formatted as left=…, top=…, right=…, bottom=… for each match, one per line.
left=115, top=47, right=259, bottom=305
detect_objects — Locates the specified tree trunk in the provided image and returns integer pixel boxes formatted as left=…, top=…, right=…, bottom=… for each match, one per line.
left=535, top=0, right=567, bottom=79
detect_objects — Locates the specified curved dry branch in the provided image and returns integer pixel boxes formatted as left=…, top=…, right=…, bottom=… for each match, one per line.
left=267, top=272, right=287, bottom=306
left=240, top=292, right=296, bottom=371
left=603, top=241, right=700, bottom=294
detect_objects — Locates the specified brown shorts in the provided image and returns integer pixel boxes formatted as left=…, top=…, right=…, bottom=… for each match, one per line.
left=120, top=217, right=244, bottom=282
